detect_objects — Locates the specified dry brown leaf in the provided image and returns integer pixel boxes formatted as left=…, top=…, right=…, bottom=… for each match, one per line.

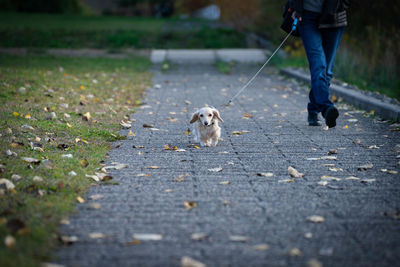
left=289, top=248, right=303, bottom=256
left=253, top=244, right=270, bottom=251
left=4, top=235, right=16, bottom=248
left=79, top=158, right=89, bottom=168
left=307, top=215, right=325, bottom=223
left=89, top=233, right=105, bottom=239
left=307, top=259, right=323, bottom=267
left=191, top=233, right=208, bottom=241
left=357, top=163, right=373, bottom=171
left=208, top=166, right=223, bottom=172
left=143, top=123, right=154, bottom=128
left=257, top=172, right=274, bottom=177
left=133, top=233, right=162, bottom=241
left=76, top=196, right=85, bottom=203
left=173, top=175, right=187, bottom=182
left=181, top=256, right=206, bottom=267
left=82, top=112, right=91, bottom=121
left=164, top=144, right=178, bottom=151
left=89, top=194, right=104, bottom=200
left=146, top=166, right=159, bottom=169
left=128, top=130, right=135, bottom=136
left=219, top=181, right=230, bottom=185
left=184, top=201, right=197, bottom=210
left=243, top=113, right=253, bottom=118
left=288, top=166, right=304, bottom=178
left=229, top=235, right=247, bottom=242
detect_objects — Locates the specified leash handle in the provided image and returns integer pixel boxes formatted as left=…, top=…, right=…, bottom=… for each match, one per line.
left=292, top=17, right=298, bottom=31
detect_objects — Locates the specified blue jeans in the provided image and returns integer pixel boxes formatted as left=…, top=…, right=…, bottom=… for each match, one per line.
left=298, top=10, right=345, bottom=115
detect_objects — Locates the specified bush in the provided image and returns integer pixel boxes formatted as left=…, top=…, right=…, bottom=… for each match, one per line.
left=0, top=0, right=82, bottom=13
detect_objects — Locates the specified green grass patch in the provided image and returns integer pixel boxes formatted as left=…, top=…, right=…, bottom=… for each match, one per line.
left=214, top=61, right=235, bottom=74
left=0, top=55, right=151, bottom=267
left=0, top=12, right=246, bottom=49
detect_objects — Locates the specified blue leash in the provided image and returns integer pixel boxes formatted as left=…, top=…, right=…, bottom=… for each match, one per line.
left=224, top=18, right=299, bottom=106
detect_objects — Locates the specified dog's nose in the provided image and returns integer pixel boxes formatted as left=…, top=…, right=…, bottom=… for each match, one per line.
left=204, top=122, right=208, bottom=126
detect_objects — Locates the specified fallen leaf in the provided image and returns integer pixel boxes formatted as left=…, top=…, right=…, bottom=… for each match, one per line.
left=11, top=174, right=22, bottom=181
left=304, top=232, right=313, bottom=239
left=208, top=167, right=223, bottom=172
left=360, top=178, right=376, bottom=183
left=60, top=235, right=78, bottom=244
left=57, top=144, right=70, bottom=151
left=89, top=194, right=104, bottom=200
left=0, top=179, right=15, bottom=190
left=329, top=167, right=343, bottom=172
left=89, top=233, right=105, bottom=239
left=136, top=173, right=150, bottom=177
left=76, top=196, right=85, bottom=203
left=289, top=248, right=303, bottom=256
left=353, top=139, right=362, bottom=144
left=307, top=215, right=324, bottom=223
left=61, top=154, right=73, bottom=159
left=278, top=179, right=294, bottom=183
left=243, top=113, right=253, bottom=118
left=345, top=176, right=360, bottom=180
left=253, top=244, right=270, bottom=251
left=184, top=201, right=197, bottom=210
left=357, top=163, right=373, bottom=171
left=229, top=235, right=247, bottom=242
left=104, top=163, right=128, bottom=170
left=132, top=233, right=162, bottom=241
left=257, top=172, right=274, bottom=177
left=68, top=171, right=77, bottom=177
left=89, top=203, right=102, bottom=209
left=184, top=129, right=191, bottom=135
left=328, top=149, right=337, bottom=155
left=5, top=150, right=17, bottom=157
left=128, top=130, right=135, bottom=136
left=4, top=235, right=16, bottom=248
left=181, top=256, right=206, bottom=267
left=232, top=130, right=250, bottom=135
left=176, top=149, right=186, bottom=152
left=21, top=157, right=40, bottom=164
left=307, top=259, right=323, bottom=267
left=33, top=176, right=44, bottom=182
left=367, top=145, right=379, bottom=149
left=120, top=121, right=131, bottom=129
left=82, top=112, right=91, bottom=121
left=143, top=123, right=154, bottom=128
left=173, top=175, right=187, bottom=182
left=320, top=156, right=337, bottom=160
left=219, top=181, right=230, bottom=185
left=288, top=166, right=304, bottom=178
left=146, top=166, right=159, bottom=169
left=321, top=175, right=341, bottom=181
left=318, top=181, right=329, bottom=186
left=322, top=126, right=329, bottom=131
left=79, top=158, right=89, bottom=167
left=191, top=233, right=208, bottom=241
left=164, top=144, right=178, bottom=151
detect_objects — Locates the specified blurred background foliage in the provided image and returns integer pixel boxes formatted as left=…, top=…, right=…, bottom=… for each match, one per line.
left=0, top=0, right=398, bottom=99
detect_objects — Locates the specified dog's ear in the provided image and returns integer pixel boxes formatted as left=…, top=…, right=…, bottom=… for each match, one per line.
left=190, top=112, right=199, bottom=124
left=212, top=109, right=224, bottom=123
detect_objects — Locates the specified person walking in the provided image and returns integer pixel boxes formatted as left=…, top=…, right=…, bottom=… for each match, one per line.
left=289, top=0, right=350, bottom=127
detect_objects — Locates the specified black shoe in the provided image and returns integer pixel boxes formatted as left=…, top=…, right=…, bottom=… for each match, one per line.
left=308, top=113, right=322, bottom=126
left=324, top=106, right=339, bottom=128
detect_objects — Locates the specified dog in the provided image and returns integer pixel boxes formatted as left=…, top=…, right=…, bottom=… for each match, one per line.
left=190, top=107, right=224, bottom=147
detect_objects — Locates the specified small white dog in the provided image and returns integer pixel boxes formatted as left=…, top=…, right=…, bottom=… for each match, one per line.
left=190, top=107, right=224, bottom=147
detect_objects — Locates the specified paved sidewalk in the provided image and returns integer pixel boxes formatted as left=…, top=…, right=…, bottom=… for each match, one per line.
left=57, top=64, right=400, bottom=267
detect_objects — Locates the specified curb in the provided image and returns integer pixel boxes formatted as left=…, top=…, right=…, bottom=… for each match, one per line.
left=280, top=68, right=400, bottom=122
left=151, top=49, right=270, bottom=64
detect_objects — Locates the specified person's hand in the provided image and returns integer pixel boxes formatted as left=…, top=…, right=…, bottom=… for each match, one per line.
left=291, top=10, right=302, bottom=21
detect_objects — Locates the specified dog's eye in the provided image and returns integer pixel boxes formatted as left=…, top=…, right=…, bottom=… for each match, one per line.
left=200, top=114, right=204, bottom=117
left=208, top=114, right=212, bottom=117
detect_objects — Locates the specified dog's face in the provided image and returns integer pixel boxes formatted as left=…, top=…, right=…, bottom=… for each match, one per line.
left=190, top=107, right=223, bottom=126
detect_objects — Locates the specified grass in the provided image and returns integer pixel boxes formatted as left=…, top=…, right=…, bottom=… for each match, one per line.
left=0, top=55, right=151, bottom=267
left=0, top=12, right=246, bottom=49
left=214, top=61, right=234, bottom=74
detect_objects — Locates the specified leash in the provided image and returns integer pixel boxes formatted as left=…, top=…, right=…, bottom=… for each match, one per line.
left=224, top=18, right=298, bottom=107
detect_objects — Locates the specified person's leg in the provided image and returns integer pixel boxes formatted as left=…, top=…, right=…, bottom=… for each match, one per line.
left=298, top=11, right=333, bottom=123
left=320, top=26, right=345, bottom=127
left=321, top=27, right=345, bottom=93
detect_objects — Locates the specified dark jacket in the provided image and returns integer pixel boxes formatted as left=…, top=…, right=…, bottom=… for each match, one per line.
left=289, top=0, right=350, bottom=28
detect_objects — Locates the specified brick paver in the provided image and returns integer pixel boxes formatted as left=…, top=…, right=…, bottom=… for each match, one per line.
left=57, top=64, right=400, bottom=267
